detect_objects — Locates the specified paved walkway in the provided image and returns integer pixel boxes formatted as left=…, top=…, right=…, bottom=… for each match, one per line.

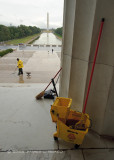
left=0, top=50, right=60, bottom=83
left=0, top=83, right=114, bottom=160
left=0, top=50, right=114, bottom=159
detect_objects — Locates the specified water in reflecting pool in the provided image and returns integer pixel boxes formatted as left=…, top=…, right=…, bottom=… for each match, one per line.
left=33, top=32, right=62, bottom=45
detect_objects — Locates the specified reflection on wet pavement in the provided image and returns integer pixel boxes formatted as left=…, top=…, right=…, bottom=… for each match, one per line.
left=19, top=75, right=24, bottom=83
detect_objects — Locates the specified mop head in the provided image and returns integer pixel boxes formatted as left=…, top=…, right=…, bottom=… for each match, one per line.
left=36, top=91, right=45, bottom=100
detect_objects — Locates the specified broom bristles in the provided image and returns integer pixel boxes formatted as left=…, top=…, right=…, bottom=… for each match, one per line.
left=36, top=91, right=45, bottom=100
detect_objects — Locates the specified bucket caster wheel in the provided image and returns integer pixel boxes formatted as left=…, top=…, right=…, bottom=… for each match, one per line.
left=74, top=144, right=80, bottom=149
left=54, top=136, right=58, bottom=141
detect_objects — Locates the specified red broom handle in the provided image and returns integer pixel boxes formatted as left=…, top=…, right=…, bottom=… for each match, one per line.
left=44, top=67, right=62, bottom=91
left=53, top=67, right=62, bottom=79
left=83, top=18, right=105, bottom=113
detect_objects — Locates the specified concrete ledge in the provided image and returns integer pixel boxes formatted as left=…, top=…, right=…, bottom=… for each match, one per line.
left=46, top=45, right=50, bottom=47
left=33, top=45, right=39, bottom=46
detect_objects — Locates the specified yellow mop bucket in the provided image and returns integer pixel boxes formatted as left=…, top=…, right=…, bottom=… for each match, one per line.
left=50, top=97, right=72, bottom=122
left=53, top=109, right=90, bottom=148
left=50, top=97, right=90, bottom=148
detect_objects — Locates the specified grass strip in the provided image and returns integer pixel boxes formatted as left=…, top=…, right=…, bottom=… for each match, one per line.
left=5, top=34, right=40, bottom=45
left=28, top=36, right=40, bottom=44
left=54, top=32, right=62, bottom=39
left=0, top=48, right=13, bottom=57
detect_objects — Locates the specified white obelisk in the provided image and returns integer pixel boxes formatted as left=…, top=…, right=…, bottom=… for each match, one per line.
left=47, top=12, right=49, bottom=32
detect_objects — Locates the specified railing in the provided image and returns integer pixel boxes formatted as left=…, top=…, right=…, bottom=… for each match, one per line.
left=0, top=44, right=62, bottom=47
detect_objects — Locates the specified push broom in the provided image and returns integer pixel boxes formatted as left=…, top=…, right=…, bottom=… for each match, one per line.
left=75, top=18, right=105, bottom=130
left=36, top=67, right=62, bottom=99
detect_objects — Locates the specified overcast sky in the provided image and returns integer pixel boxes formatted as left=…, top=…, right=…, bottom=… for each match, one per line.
left=0, top=0, right=64, bottom=28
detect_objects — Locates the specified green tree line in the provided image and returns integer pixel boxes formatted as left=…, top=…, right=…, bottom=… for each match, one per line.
left=54, top=27, right=63, bottom=37
left=0, top=25, right=41, bottom=42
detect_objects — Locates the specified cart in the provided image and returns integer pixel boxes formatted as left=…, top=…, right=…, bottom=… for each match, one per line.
left=50, top=97, right=90, bottom=148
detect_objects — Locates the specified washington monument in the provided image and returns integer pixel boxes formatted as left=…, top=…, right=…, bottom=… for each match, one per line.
left=47, top=12, right=49, bottom=32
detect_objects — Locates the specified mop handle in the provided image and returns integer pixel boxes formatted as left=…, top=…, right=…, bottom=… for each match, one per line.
left=83, top=18, right=105, bottom=113
left=44, top=67, right=62, bottom=91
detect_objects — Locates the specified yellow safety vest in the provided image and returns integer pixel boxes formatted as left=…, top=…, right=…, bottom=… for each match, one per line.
left=17, top=60, right=23, bottom=68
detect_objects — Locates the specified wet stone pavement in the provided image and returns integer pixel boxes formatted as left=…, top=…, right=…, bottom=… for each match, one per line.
left=0, top=83, right=114, bottom=160
left=0, top=50, right=114, bottom=160
left=0, top=50, right=60, bottom=83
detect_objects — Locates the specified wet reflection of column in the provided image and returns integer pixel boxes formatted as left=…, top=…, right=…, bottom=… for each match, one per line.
left=47, top=33, right=49, bottom=45
left=19, top=75, right=24, bottom=83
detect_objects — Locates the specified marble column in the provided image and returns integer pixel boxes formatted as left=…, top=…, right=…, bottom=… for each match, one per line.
left=85, top=0, right=114, bottom=136
left=60, top=0, right=114, bottom=136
